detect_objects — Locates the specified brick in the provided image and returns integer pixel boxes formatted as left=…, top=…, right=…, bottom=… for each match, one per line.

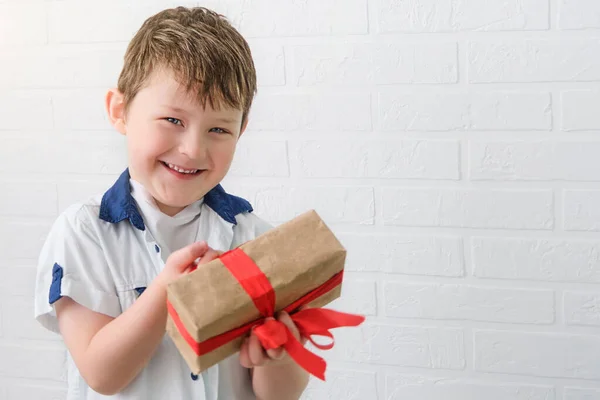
left=229, top=140, right=289, bottom=177
left=48, top=1, right=286, bottom=43
left=470, top=141, right=600, bottom=181
left=290, top=43, right=457, bottom=86
left=377, top=0, right=548, bottom=33
left=0, top=182, right=57, bottom=217
left=473, top=237, right=600, bottom=283
left=0, top=47, right=124, bottom=89
left=562, top=91, right=600, bottom=131
left=57, top=179, right=117, bottom=214
left=378, top=91, right=551, bottom=131
left=386, top=374, right=555, bottom=400
left=564, top=190, right=600, bottom=232
left=468, top=40, right=600, bottom=83
left=0, top=138, right=127, bottom=175
left=0, top=138, right=60, bottom=173
left=2, top=296, right=58, bottom=341
left=0, top=91, right=53, bottom=131
left=0, top=344, right=65, bottom=381
left=329, top=323, right=465, bottom=369
left=374, top=43, right=457, bottom=84
left=475, top=330, right=600, bottom=379
left=233, top=186, right=374, bottom=224
left=52, top=89, right=112, bottom=131
left=0, top=265, right=36, bottom=297
left=338, top=234, right=464, bottom=277
left=329, top=279, right=377, bottom=316
left=565, top=291, right=600, bottom=327
left=48, top=2, right=152, bottom=43
left=0, top=221, right=52, bottom=260
left=301, top=369, right=377, bottom=400
left=0, top=4, right=46, bottom=47
left=558, top=0, right=600, bottom=29
left=249, top=92, right=371, bottom=131
left=290, top=43, right=370, bottom=86
left=564, top=387, right=600, bottom=400
left=230, top=0, right=368, bottom=37
left=6, top=385, right=67, bottom=400
left=290, top=140, right=459, bottom=180
left=384, top=283, right=554, bottom=324
left=55, top=139, right=128, bottom=175
left=248, top=42, right=285, bottom=87
left=382, top=188, right=554, bottom=230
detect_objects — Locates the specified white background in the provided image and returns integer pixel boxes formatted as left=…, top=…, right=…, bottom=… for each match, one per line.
left=1, top=0, right=600, bottom=399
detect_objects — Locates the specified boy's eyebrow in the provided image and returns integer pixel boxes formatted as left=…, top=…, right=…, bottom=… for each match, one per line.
left=216, top=117, right=240, bottom=124
left=160, top=105, right=240, bottom=124
left=161, top=105, right=189, bottom=114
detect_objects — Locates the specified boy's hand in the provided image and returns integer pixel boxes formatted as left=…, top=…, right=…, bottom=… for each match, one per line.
left=156, top=241, right=221, bottom=289
left=239, top=309, right=308, bottom=369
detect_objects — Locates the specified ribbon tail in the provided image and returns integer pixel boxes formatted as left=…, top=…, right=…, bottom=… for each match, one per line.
left=293, top=308, right=365, bottom=334
left=283, top=332, right=327, bottom=381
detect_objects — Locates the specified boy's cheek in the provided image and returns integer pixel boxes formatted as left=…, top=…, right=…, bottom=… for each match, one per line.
left=212, top=146, right=237, bottom=166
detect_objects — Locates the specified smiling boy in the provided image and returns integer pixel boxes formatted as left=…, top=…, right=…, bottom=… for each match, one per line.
left=34, top=7, right=309, bottom=400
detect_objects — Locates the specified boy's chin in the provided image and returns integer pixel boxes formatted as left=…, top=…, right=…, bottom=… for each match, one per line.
left=158, top=197, right=200, bottom=208
left=152, top=193, right=203, bottom=212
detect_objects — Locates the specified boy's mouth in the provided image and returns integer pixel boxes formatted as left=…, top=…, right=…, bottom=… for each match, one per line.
left=161, top=161, right=202, bottom=175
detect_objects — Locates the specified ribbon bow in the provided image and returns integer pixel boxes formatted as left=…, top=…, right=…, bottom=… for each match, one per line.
left=167, top=248, right=365, bottom=381
left=253, top=307, right=363, bottom=380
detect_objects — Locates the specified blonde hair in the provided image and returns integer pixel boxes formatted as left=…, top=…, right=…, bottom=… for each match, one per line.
left=117, top=6, right=257, bottom=123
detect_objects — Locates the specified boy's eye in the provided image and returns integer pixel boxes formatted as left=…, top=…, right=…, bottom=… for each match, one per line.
left=165, top=117, right=183, bottom=126
left=210, top=127, right=229, bottom=134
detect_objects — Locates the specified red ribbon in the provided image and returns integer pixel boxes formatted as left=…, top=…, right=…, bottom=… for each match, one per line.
left=167, top=248, right=365, bottom=380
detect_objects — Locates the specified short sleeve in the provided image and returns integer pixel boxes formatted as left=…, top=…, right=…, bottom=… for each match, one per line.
left=231, top=212, right=274, bottom=248
left=34, top=204, right=121, bottom=334
left=251, top=213, right=274, bottom=237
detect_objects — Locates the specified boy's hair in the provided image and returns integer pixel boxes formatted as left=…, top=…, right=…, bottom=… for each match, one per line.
left=118, top=7, right=257, bottom=123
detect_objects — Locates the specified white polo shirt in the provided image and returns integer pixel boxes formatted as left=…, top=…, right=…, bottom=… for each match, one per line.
left=34, top=169, right=272, bottom=400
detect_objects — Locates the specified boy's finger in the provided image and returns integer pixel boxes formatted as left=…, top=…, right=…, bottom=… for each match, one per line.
left=266, top=346, right=284, bottom=360
left=248, top=332, right=268, bottom=366
left=195, top=249, right=221, bottom=266
left=277, top=311, right=301, bottom=341
left=170, top=241, right=208, bottom=271
left=239, top=337, right=252, bottom=368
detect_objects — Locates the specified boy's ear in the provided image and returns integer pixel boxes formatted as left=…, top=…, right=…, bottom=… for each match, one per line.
left=106, top=88, right=127, bottom=135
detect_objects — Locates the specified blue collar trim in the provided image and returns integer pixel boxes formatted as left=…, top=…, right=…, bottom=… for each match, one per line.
left=99, top=169, right=252, bottom=230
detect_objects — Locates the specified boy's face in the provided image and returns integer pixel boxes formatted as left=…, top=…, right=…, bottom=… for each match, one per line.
left=108, top=68, right=246, bottom=216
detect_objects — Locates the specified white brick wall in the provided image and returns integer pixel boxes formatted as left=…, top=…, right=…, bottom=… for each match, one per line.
left=2, top=0, right=600, bottom=399
left=474, top=330, right=600, bottom=379
left=468, top=40, right=600, bottom=83
left=565, top=387, right=600, bottom=400
left=385, top=375, right=555, bottom=400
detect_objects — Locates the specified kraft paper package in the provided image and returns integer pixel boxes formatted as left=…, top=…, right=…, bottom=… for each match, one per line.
left=166, top=210, right=364, bottom=380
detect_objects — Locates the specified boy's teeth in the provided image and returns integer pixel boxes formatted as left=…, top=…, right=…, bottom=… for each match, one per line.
left=167, top=163, right=198, bottom=174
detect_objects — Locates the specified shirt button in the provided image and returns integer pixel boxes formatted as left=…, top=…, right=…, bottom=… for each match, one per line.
left=154, top=244, right=160, bottom=253
left=190, top=373, right=199, bottom=381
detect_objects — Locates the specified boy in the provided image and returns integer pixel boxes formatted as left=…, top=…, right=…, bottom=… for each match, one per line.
left=34, top=7, right=310, bottom=400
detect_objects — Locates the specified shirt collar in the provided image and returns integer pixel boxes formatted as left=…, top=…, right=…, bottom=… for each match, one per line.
left=99, top=169, right=253, bottom=230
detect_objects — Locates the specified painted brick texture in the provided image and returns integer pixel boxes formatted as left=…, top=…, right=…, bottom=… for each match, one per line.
left=2, top=0, right=600, bottom=399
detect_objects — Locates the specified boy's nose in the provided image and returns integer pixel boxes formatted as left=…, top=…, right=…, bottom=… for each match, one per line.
left=179, top=133, right=207, bottom=161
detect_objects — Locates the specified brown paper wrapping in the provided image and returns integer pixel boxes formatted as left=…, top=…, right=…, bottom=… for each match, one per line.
left=166, top=210, right=346, bottom=374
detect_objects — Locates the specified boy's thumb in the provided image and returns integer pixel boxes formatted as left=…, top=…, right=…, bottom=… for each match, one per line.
left=169, top=241, right=209, bottom=271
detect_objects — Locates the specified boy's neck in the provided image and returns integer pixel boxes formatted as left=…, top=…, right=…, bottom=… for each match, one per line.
left=156, top=202, right=186, bottom=217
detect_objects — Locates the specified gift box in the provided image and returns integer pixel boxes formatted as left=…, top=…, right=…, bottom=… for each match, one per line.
left=165, top=209, right=364, bottom=380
